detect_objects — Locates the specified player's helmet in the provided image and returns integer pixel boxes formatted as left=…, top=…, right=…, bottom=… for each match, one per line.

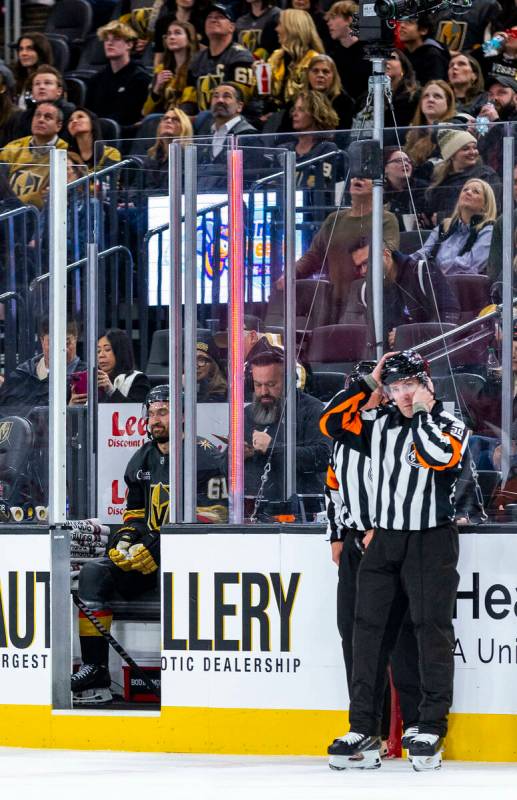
left=345, top=360, right=377, bottom=389
left=381, top=350, right=430, bottom=387
left=143, top=385, right=169, bottom=440
left=144, top=384, right=169, bottom=412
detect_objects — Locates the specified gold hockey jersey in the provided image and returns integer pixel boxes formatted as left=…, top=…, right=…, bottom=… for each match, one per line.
left=0, top=136, right=68, bottom=209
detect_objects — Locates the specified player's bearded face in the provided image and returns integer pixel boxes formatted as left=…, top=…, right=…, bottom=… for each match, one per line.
left=148, top=402, right=170, bottom=441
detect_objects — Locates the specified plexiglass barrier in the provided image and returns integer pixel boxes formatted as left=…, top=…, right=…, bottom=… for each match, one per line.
left=0, top=120, right=513, bottom=716
left=0, top=124, right=514, bottom=533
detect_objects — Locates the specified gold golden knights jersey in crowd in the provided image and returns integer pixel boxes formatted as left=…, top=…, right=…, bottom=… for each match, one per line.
left=267, top=49, right=321, bottom=107
left=184, top=43, right=256, bottom=112
left=123, top=437, right=228, bottom=530
left=0, top=136, right=68, bottom=209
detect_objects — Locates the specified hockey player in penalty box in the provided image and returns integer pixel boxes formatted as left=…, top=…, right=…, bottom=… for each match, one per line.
left=71, top=384, right=228, bottom=704
left=320, top=351, right=469, bottom=772
left=325, top=361, right=421, bottom=757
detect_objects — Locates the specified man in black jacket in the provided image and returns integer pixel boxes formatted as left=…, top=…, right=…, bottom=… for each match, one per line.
left=244, top=339, right=330, bottom=518
left=0, top=317, right=84, bottom=417
left=85, top=20, right=150, bottom=129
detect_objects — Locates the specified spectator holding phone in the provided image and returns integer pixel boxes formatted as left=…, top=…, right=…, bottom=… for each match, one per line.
left=70, top=329, right=150, bottom=405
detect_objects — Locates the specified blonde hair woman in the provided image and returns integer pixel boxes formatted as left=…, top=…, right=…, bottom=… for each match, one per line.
left=404, top=80, right=456, bottom=178
left=144, top=108, right=193, bottom=192
left=410, top=178, right=496, bottom=275
left=267, top=9, right=324, bottom=108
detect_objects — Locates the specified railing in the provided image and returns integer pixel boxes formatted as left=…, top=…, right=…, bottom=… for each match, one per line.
left=0, top=205, right=41, bottom=372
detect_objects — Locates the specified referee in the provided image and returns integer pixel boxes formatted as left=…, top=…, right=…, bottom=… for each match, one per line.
left=321, top=350, right=469, bottom=772
left=326, top=361, right=421, bottom=753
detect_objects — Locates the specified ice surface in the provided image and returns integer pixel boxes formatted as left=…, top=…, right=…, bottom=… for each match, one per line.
left=0, top=749, right=515, bottom=800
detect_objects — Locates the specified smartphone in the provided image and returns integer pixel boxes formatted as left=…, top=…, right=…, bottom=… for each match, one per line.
left=71, top=370, right=87, bottom=395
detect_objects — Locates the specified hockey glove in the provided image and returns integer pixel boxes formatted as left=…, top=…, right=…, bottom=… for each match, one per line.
left=108, top=532, right=136, bottom=572
left=128, top=543, right=158, bottom=575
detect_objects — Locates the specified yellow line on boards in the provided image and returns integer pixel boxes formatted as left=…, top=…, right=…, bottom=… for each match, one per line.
left=0, top=706, right=516, bottom=761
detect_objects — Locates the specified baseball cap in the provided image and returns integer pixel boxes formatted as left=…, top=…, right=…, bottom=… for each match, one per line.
left=205, top=3, right=236, bottom=22
left=486, top=72, right=517, bottom=93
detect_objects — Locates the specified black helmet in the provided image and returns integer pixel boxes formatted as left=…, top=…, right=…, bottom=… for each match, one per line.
left=144, top=384, right=169, bottom=413
left=345, top=360, right=377, bottom=389
left=381, top=350, right=430, bottom=387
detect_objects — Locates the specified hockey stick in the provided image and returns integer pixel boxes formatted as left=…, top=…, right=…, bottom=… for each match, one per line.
left=72, top=594, right=160, bottom=699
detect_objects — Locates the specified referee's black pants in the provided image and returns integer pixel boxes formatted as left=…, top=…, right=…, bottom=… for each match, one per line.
left=349, top=524, right=459, bottom=738
left=337, top=531, right=421, bottom=734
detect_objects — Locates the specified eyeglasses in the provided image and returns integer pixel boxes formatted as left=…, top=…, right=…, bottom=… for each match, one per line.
left=387, top=158, right=412, bottom=166
left=196, top=357, right=211, bottom=366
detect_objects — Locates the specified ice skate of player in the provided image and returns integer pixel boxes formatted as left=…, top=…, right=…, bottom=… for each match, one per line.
left=71, top=664, right=112, bottom=705
left=328, top=731, right=382, bottom=770
left=409, top=733, right=444, bottom=771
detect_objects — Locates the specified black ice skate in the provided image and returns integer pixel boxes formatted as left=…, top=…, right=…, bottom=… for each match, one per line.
left=328, top=732, right=382, bottom=770
left=71, top=664, right=112, bottom=705
left=401, top=725, right=419, bottom=756
left=408, top=733, right=443, bottom=771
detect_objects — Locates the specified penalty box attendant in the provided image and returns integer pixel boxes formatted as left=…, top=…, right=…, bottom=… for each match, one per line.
left=320, top=351, right=469, bottom=772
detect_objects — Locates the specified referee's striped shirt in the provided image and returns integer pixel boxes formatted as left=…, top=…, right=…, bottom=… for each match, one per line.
left=325, top=441, right=374, bottom=540
left=320, top=378, right=469, bottom=531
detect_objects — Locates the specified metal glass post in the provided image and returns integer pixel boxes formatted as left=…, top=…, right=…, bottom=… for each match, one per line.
left=168, top=141, right=183, bottom=523
left=183, top=144, right=197, bottom=522
left=86, top=242, right=98, bottom=516
left=228, top=143, right=245, bottom=524
left=501, top=136, right=514, bottom=481
left=49, top=148, right=68, bottom=523
left=371, top=57, right=386, bottom=359
left=284, top=150, right=297, bottom=499
left=49, top=147, right=71, bottom=709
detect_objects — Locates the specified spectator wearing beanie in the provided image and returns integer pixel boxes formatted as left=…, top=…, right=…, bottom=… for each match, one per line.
left=424, top=127, right=501, bottom=222
left=196, top=335, right=227, bottom=402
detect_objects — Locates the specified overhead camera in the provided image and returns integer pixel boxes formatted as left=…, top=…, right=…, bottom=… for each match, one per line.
left=374, top=0, right=472, bottom=19
left=354, top=0, right=472, bottom=56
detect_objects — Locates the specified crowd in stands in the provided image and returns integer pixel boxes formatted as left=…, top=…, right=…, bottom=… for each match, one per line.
left=0, top=0, right=516, bottom=519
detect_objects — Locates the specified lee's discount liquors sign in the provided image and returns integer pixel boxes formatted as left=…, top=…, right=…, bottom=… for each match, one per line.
left=97, top=404, right=229, bottom=524
left=160, top=532, right=345, bottom=710
left=0, top=535, right=51, bottom=704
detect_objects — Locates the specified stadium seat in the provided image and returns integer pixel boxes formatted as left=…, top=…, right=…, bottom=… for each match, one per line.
left=306, top=324, right=370, bottom=371
left=265, top=279, right=332, bottom=333
left=394, top=321, right=492, bottom=371
left=99, top=117, right=121, bottom=145
left=66, top=34, right=108, bottom=79
left=447, top=274, right=491, bottom=323
left=433, top=372, right=487, bottom=404
left=46, top=34, right=70, bottom=74
left=146, top=328, right=212, bottom=376
left=130, top=114, right=163, bottom=156
left=308, top=370, right=345, bottom=401
left=45, top=0, right=93, bottom=43
left=399, top=230, right=431, bottom=254
left=65, top=76, right=87, bottom=107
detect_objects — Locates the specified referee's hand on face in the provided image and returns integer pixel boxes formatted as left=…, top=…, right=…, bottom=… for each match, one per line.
left=412, top=379, right=435, bottom=412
